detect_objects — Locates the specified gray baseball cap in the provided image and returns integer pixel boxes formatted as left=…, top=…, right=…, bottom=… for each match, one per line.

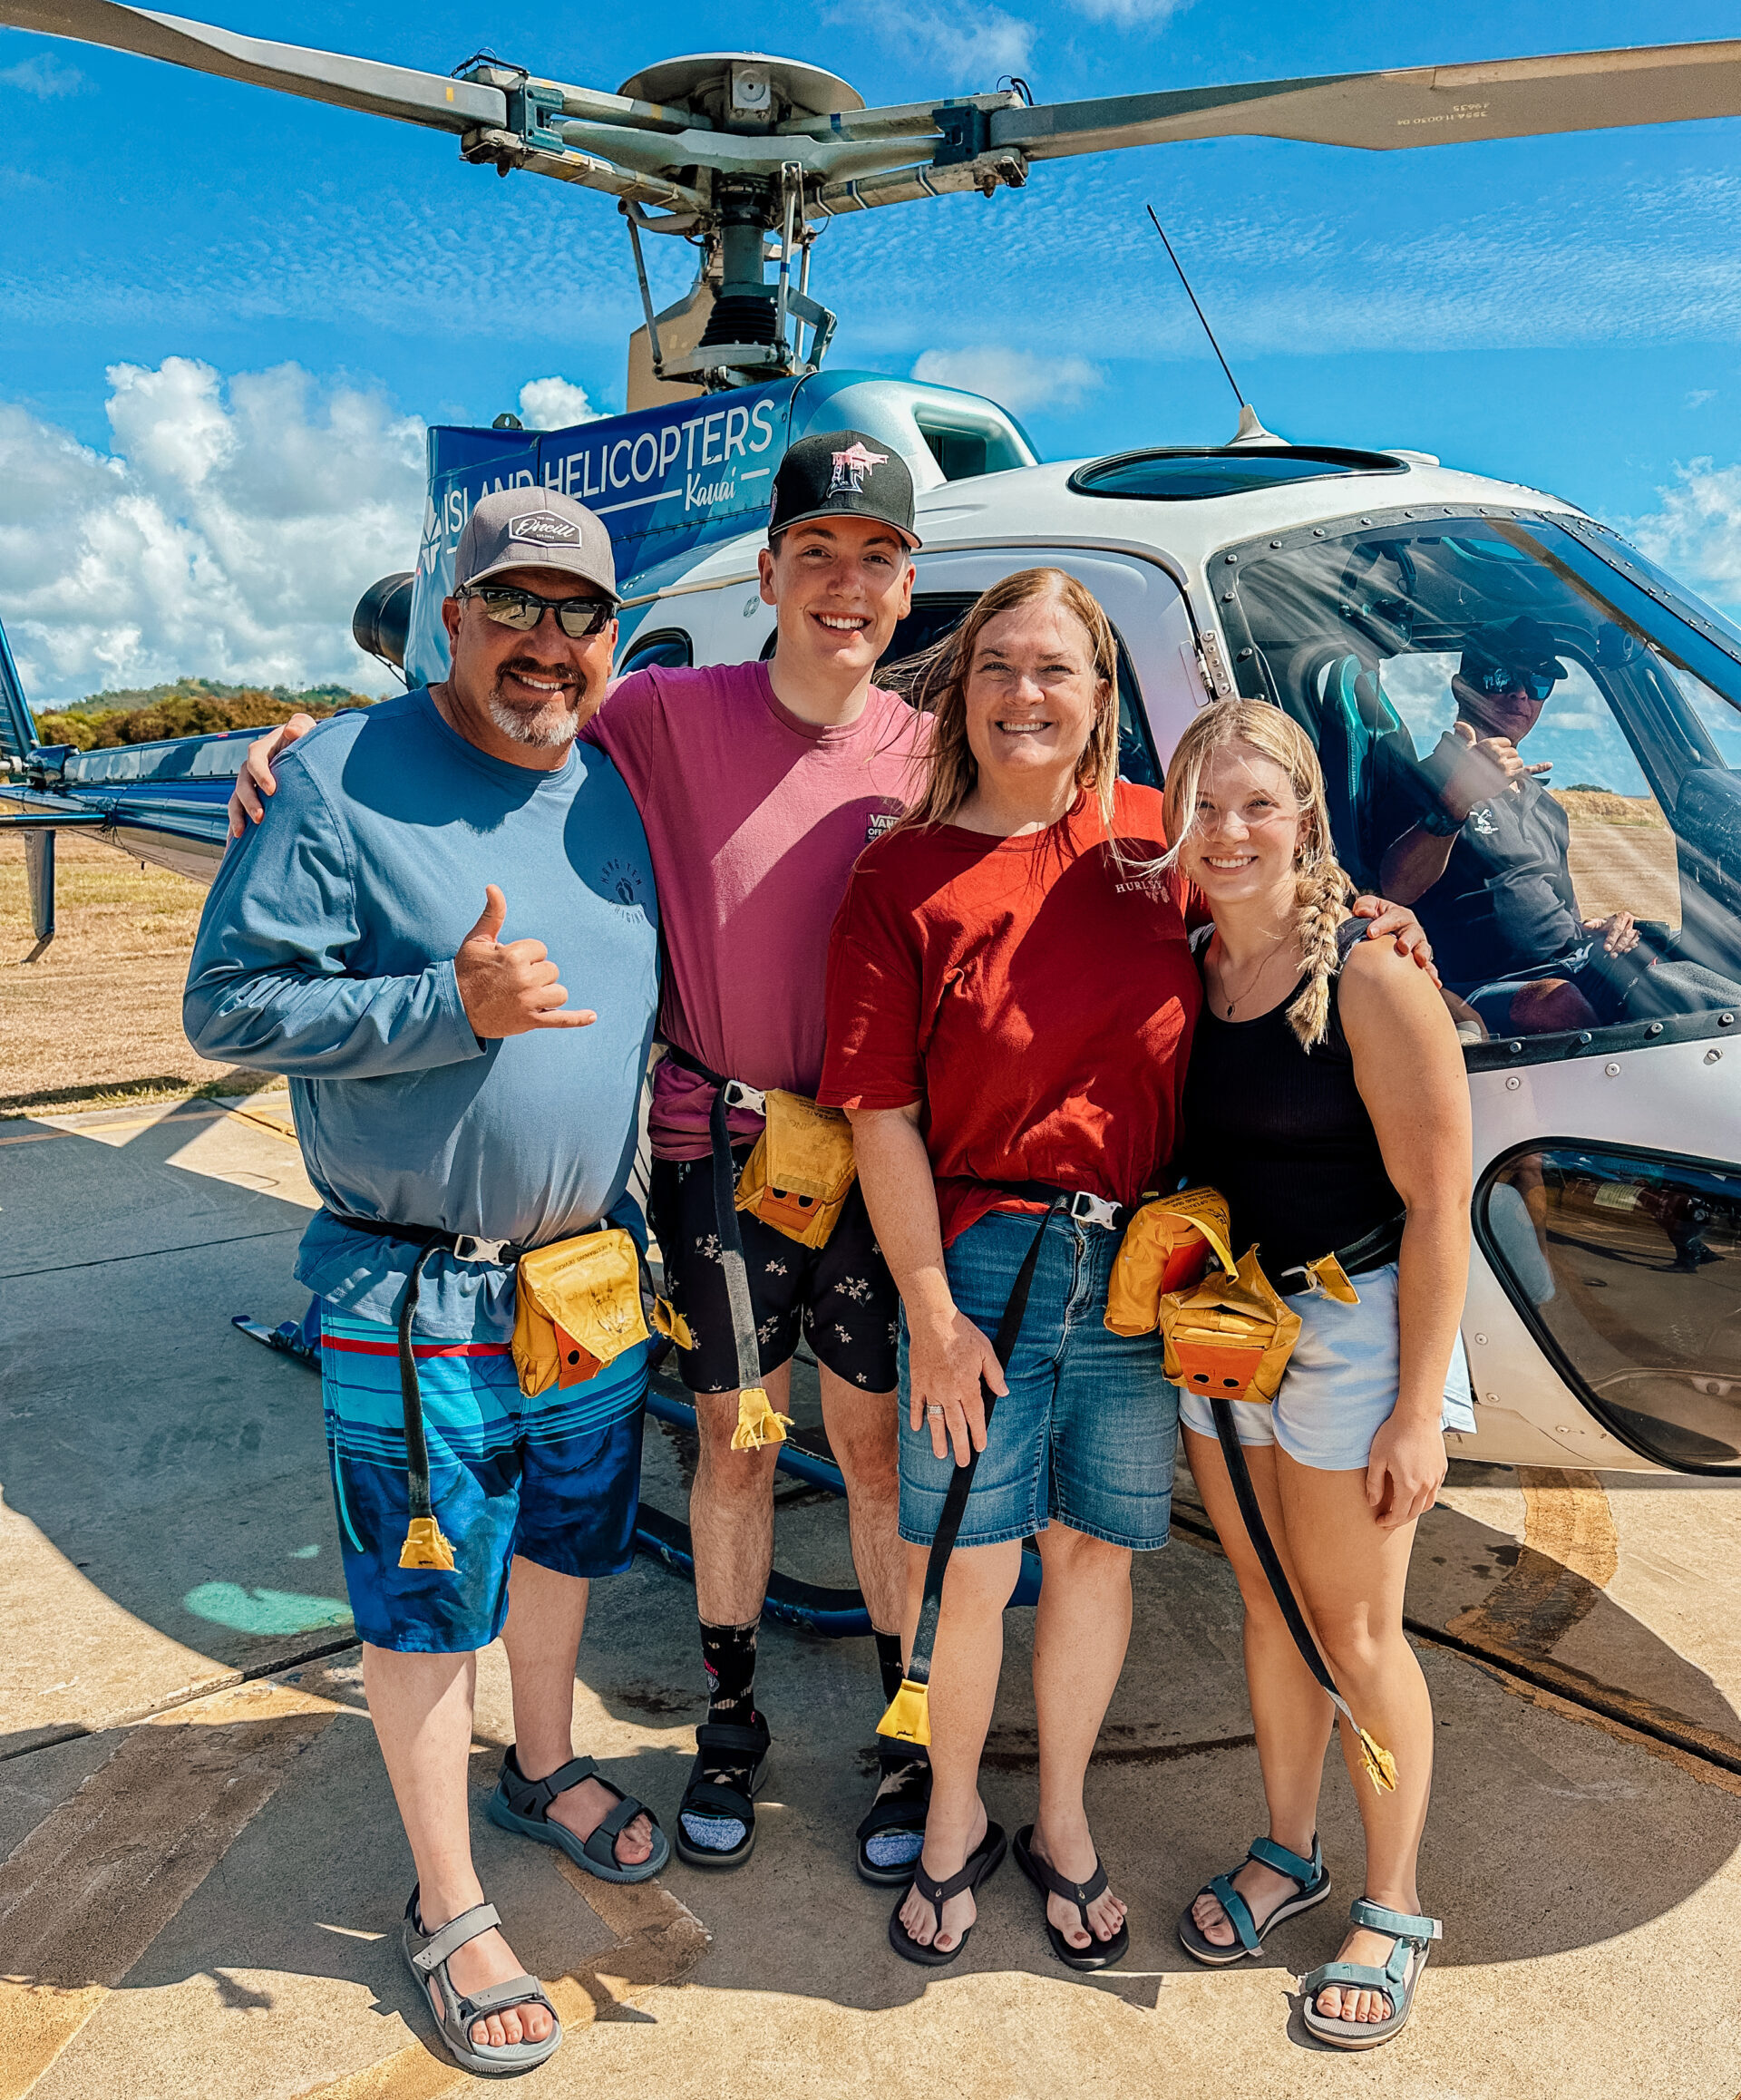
left=454, top=487, right=619, bottom=602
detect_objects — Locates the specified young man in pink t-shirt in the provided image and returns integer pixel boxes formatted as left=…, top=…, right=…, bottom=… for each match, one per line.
left=229, top=433, right=934, bottom=1884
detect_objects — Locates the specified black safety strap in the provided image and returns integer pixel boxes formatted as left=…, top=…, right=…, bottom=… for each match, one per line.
left=904, top=1197, right=1062, bottom=1696
left=1207, top=1393, right=1360, bottom=1733
left=663, top=1042, right=765, bottom=1395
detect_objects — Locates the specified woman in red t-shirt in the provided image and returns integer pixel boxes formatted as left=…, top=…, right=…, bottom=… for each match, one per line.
left=819, top=568, right=1200, bottom=1972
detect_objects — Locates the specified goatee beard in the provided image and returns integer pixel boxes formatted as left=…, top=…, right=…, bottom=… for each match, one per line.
left=487, top=664, right=582, bottom=747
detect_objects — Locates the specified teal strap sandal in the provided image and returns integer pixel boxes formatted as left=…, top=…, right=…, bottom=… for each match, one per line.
left=487, top=1747, right=669, bottom=1883
left=1177, top=1834, right=1331, bottom=1965
left=1299, top=1897, right=1443, bottom=2050
left=402, top=1889, right=562, bottom=2078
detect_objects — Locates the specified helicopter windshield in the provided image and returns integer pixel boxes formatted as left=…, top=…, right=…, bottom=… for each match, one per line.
left=1221, top=510, right=1741, bottom=1047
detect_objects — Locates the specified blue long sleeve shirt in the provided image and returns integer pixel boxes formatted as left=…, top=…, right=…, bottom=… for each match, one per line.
left=184, top=689, right=659, bottom=1339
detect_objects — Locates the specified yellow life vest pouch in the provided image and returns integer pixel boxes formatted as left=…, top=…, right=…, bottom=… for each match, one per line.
left=1158, top=1247, right=1304, bottom=1406
left=512, top=1230, right=664, bottom=1399
left=1104, top=1186, right=1234, bottom=1337
left=734, top=1089, right=858, bottom=1249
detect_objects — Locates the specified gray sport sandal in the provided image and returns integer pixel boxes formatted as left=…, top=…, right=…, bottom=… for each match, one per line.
left=1299, top=1896, right=1443, bottom=2049
left=402, top=1888, right=562, bottom=2078
left=487, top=1746, right=670, bottom=1882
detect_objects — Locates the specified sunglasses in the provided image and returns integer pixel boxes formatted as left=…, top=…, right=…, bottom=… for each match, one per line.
left=457, top=584, right=615, bottom=638
left=1475, top=664, right=1555, bottom=703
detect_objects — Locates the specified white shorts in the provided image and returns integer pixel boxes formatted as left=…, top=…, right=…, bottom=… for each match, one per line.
left=1177, top=1262, right=1475, bottom=1473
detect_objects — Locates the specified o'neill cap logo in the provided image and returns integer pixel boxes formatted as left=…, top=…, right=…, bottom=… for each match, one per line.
left=829, top=441, right=889, bottom=494
left=508, top=510, right=581, bottom=547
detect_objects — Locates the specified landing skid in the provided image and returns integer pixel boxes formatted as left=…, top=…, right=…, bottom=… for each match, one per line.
left=231, top=1313, right=1042, bottom=1636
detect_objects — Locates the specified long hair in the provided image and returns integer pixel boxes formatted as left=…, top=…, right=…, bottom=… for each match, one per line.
left=891, top=568, right=1122, bottom=838
left=1162, top=700, right=1353, bottom=1049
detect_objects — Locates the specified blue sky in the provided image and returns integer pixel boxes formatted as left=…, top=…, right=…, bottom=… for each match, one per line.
left=4, top=0, right=1741, bottom=697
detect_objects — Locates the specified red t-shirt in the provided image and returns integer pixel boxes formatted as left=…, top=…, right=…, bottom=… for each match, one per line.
left=818, top=782, right=1201, bottom=1247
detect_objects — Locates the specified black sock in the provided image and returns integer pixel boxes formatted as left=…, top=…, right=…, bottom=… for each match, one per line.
left=700, top=1617, right=759, bottom=1724
left=874, top=1628, right=906, bottom=1706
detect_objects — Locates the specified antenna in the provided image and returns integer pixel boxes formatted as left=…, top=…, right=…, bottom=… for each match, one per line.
left=1145, top=204, right=1279, bottom=446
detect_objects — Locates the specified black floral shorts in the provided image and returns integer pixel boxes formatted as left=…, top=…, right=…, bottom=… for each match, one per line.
left=647, top=1146, right=899, bottom=1395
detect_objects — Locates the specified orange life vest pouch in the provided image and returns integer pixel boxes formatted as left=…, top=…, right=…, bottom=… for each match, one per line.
left=734, top=1089, right=858, bottom=1249
left=1104, top=1186, right=1233, bottom=1337
left=513, top=1230, right=672, bottom=1399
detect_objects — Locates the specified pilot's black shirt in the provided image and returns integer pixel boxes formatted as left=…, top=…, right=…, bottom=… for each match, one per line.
left=1379, top=765, right=1583, bottom=990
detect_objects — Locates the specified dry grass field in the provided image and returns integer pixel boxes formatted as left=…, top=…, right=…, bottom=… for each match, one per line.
left=0, top=834, right=258, bottom=1113
left=0, top=793, right=1691, bottom=1114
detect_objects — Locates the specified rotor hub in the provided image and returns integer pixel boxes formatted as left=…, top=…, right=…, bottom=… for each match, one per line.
left=615, top=52, right=863, bottom=131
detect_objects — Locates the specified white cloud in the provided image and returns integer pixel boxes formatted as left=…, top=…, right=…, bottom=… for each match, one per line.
left=0, top=357, right=427, bottom=704
left=517, top=376, right=602, bottom=431
left=1625, top=459, right=1741, bottom=611
left=911, top=345, right=1101, bottom=413
left=1688, top=389, right=1717, bottom=410
left=827, top=2, right=1034, bottom=82
left=1065, top=0, right=1190, bottom=22
left=0, top=54, right=83, bottom=97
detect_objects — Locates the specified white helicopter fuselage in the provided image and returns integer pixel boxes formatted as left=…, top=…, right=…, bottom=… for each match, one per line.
left=620, top=448, right=1741, bottom=1477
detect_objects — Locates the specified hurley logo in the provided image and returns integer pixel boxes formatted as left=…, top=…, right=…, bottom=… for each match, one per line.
left=509, top=510, right=581, bottom=546
left=830, top=441, right=888, bottom=494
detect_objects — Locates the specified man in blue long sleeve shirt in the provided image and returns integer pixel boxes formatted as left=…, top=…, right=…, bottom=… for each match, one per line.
left=185, top=491, right=664, bottom=2072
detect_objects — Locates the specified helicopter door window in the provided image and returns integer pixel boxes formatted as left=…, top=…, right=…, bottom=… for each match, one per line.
left=1221, top=512, right=1741, bottom=1046
left=1478, top=1142, right=1741, bottom=1473
left=875, top=592, right=1161, bottom=788
left=618, top=627, right=693, bottom=676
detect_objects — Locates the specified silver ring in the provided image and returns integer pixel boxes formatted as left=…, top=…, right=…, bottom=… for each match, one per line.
left=926, top=1405, right=945, bottom=1420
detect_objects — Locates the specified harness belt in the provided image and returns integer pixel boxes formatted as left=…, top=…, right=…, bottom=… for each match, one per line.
left=325, top=1212, right=665, bottom=1573
left=660, top=1044, right=790, bottom=1451
left=1270, top=1213, right=1405, bottom=1298
left=882, top=1179, right=1120, bottom=1746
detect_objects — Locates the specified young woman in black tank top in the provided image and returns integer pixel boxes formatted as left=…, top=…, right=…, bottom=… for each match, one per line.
left=1162, top=701, right=1473, bottom=2052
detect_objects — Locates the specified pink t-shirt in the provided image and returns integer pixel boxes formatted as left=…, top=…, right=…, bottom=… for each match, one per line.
left=582, top=659, right=926, bottom=1160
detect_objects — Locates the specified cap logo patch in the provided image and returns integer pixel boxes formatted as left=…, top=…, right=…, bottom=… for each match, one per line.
left=509, top=510, right=581, bottom=546
left=829, top=441, right=889, bottom=494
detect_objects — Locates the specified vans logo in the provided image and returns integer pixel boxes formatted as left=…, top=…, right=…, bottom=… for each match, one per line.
left=509, top=510, right=581, bottom=547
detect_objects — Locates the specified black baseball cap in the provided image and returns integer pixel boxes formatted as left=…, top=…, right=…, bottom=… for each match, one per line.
left=768, top=430, right=921, bottom=550
left=1459, top=616, right=1567, bottom=700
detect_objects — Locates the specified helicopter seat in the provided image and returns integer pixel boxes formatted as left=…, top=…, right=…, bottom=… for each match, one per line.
left=1277, top=647, right=1417, bottom=894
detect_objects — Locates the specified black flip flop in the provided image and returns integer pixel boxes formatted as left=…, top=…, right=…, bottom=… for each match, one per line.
left=888, top=1821, right=1007, bottom=1967
left=1014, top=1823, right=1130, bottom=1972
left=855, top=1742, right=931, bottom=1886
left=673, top=1712, right=771, bottom=1871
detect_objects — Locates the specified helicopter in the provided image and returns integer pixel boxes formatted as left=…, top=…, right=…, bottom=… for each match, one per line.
left=5, top=8, right=1741, bottom=1503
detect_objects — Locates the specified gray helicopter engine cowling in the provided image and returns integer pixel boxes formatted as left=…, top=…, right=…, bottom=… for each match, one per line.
left=353, top=570, right=414, bottom=671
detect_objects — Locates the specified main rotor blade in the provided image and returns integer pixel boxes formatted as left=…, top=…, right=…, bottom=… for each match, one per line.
left=995, top=38, right=1741, bottom=160
left=0, top=1, right=505, bottom=131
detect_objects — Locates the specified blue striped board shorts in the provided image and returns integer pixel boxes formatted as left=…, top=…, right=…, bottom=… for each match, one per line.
left=319, top=1301, right=649, bottom=1654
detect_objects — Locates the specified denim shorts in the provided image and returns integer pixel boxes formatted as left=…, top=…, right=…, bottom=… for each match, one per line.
left=1176, top=1262, right=1475, bottom=1471
left=320, top=1302, right=647, bottom=1654
left=898, top=1207, right=1181, bottom=1552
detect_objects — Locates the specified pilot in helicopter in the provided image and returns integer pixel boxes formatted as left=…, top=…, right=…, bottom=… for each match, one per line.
left=1376, top=617, right=1665, bottom=1035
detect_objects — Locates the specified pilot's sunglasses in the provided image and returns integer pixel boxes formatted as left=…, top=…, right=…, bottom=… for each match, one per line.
left=1477, top=664, right=1555, bottom=703
left=457, top=584, right=615, bottom=637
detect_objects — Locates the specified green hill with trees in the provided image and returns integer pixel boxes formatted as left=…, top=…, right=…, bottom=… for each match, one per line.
left=34, top=676, right=382, bottom=751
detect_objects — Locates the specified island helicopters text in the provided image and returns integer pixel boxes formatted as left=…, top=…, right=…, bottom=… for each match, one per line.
left=5, top=12, right=1741, bottom=1498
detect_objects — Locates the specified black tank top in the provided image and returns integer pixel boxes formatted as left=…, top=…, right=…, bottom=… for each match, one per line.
left=1181, top=919, right=1401, bottom=1273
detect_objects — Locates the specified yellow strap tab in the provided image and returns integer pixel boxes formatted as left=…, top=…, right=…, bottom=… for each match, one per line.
left=729, top=1386, right=793, bottom=1452
left=1357, top=1726, right=1398, bottom=1794
left=399, top=1516, right=456, bottom=1571
left=877, top=1678, right=932, bottom=1746
left=652, top=1296, right=695, bottom=1352
left=1304, top=1252, right=1361, bottom=1306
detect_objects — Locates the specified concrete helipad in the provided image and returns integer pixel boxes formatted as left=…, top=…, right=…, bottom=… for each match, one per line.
left=4, top=1097, right=1741, bottom=2100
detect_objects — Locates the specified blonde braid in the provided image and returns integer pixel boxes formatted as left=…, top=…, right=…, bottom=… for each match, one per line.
left=1286, top=822, right=1354, bottom=1050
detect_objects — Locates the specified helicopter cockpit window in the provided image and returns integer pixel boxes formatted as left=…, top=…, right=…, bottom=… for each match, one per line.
left=874, top=591, right=1161, bottom=788
left=617, top=627, right=693, bottom=676
left=1221, top=511, right=1741, bottom=1045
